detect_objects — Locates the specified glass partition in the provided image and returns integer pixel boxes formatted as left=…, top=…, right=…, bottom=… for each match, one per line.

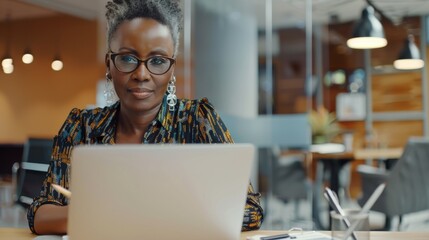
left=188, top=0, right=429, bottom=231
left=189, top=0, right=314, bottom=230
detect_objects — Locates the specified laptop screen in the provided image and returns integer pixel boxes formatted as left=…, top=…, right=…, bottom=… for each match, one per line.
left=68, top=144, right=255, bottom=240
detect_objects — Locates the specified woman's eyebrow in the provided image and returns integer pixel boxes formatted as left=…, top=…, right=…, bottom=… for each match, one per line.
left=114, top=47, right=171, bottom=57
left=148, top=50, right=170, bottom=57
left=117, top=47, right=138, bottom=54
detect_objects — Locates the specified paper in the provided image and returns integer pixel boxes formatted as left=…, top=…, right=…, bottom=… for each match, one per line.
left=33, top=235, right=68, bottom=240
left=33, top=236, right=61, bottom=240
left=247, top=231, right=331, bottom=240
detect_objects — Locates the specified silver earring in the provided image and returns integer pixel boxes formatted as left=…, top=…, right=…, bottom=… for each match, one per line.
left=104, top=73, right=118, bottom=105
left=166, top=76, right=177, bottom=111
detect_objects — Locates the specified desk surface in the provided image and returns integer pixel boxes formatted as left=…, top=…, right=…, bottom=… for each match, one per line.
left=312, top=147, right=403, bottom=160
left=3, top=228, right=429, bottom=240
left=354, top=147, right=403, bottom=160
left=242, top=230, right=429, bottom=240
left=312, top=151, right=354, bottom=160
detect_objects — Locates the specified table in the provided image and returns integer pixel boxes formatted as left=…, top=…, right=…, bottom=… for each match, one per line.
left=2, top=228, right=429, bottom=240
left=312, top=151, right=354, bottom=196
left=312, top=151, right=355, bottom=229
left=242, top=230, right=429, bottom=240
left=312, top=147, right=403, bottom=197
left=354, top=148, right=403, bottom=160
left=0, top=228, right=34, bottom=240
left=311, top=147, right=403, bottom=229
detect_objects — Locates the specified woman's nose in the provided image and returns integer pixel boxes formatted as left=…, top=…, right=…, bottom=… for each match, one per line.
left=132, top=63, right=151, bottom=81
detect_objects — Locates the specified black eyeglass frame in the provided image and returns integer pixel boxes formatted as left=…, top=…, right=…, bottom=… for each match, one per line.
left=109, top=51, right=176, bottom=75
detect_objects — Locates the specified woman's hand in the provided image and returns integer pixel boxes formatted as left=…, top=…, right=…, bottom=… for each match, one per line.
left=33, top=204, right=68, bottom=235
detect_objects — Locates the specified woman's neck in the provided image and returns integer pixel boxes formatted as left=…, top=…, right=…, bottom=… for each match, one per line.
left=116, top=103, right=162, bottom=143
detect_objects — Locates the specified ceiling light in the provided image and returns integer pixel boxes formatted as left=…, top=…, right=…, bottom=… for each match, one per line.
left=22, top=49, right=34, bottom=64
left=51, top=56, right=63, bottom=71
left=346, top=6, right=387, bottom=49
left=393, top=35, right=425, bottom=70
left=2, top=15, right=13, bottom=73
left=1, top=55, right=12, bottom=68
left=2, top=63, right=14, bottom=74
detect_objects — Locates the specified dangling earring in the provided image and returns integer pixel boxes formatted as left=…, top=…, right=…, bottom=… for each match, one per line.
left=104, top=73, right=118, bottom=105
left=166, top=76, right=177, bottom=111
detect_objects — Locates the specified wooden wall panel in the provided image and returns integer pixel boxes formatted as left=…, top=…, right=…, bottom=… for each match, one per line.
left=0, top=15, right=100, bottom=143
left=273, top=28, right=308, bottom=114
left=0, top=15, right=190, bottom=143
left=338, top=117, right=423, bottom=148
left=372, top=72, right=422, bottom=112
left=372, top=121, right=423, bottom=148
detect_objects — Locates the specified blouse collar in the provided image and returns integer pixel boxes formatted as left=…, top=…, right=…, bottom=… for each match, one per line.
left=90, top=94, right=174, bottom=144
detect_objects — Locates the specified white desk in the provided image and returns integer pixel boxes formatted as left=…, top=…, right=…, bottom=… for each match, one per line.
left=3, top=228, right=429, bottom=240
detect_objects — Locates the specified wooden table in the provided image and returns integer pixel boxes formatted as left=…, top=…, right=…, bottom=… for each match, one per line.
left=311, top=147, right=403, bottom=229
left=312, top=151, right=355, bottom=199
left=3, top=228, right=429, bottom=240
left=312, top=147, right=403, bottom=195
left=0, top=228, right=35, bottom=240
left=354, top=148, right=403, bottom=160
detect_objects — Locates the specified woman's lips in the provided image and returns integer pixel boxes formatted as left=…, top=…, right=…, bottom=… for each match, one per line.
left=127, top=87, right=154, bottom=99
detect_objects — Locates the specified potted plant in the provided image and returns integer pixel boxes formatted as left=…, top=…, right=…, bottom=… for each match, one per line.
left=309, top=106, right=340, bottom=144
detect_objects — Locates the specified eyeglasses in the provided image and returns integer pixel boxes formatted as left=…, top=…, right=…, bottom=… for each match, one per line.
left=109, top=51, right=175, bottom=75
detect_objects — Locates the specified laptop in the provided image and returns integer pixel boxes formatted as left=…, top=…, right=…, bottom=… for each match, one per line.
left=68, top=144, right=255, bottom=240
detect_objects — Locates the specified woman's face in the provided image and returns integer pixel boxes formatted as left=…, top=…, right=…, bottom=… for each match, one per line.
left=107, top=18, right=175, bottom=114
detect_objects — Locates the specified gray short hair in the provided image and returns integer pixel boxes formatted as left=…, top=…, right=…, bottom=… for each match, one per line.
left=105, top=0, right=183, bottom=56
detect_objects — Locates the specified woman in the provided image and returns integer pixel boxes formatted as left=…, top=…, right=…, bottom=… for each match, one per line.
left=28, top=0, right=263, bottom=235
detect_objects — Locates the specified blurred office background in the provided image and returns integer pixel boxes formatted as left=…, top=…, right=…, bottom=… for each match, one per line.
left=1, top=0, right=429, bottom=232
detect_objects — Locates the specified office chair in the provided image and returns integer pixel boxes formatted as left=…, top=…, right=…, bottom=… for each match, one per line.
left=14, top=138, right=53, bottom=208
left=357, top=137, right=429, bottom=230
left=271, top=148, right=311, bottom=225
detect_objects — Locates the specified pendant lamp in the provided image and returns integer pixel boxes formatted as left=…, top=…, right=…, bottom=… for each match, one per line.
left=51, top=55, right=63, bottom=71
left=347, top=6, right=387, bottom=49
left=22, top=48, right=34, bottom=64
left=393, top=35, right=424, bottom=70
left=1, top=54, right=13, bottom=74
left=2, top=15, right=13, bottom=74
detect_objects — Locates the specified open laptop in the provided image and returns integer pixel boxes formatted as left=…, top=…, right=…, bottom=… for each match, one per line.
left=68, top=144, right=255, bottom=240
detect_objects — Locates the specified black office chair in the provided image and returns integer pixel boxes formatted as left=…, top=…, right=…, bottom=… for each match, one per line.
left=357, top=137, right=429, bottom=230
left=14, top=138, right=53, bottom=208
left=271, top=149, right=311, bottom=225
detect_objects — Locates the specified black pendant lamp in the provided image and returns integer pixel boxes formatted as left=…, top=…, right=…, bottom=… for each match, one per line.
left=347, top=6, right=387, bottom=49
left=393, top=35, right=424, bottom=70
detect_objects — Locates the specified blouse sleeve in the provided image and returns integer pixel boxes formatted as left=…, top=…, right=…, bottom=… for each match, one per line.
left=195, top=98, right=234, bottom=143
left=195, top=98, right=264, bottom=231
left=27, top=108, right=83, bottom=234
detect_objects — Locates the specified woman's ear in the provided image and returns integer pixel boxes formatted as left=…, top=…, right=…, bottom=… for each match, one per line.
left=170, top=66, right=175, bottom=76
left=105, top=53, right=110, bottom=69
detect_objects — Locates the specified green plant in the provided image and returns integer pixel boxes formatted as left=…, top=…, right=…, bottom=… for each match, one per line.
left=308, top=106, right=340, bottom=143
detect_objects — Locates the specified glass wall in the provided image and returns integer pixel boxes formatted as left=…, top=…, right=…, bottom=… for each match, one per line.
left=187, top=0, right=429, bottom=231
left=189, top=0, right=313, bottom=230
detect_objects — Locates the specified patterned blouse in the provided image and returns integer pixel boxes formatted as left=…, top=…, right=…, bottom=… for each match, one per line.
left=27, top=95, right=264, bottom=234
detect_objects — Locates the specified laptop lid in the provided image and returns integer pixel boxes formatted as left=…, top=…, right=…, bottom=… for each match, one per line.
left=68, top=144, right=255, bottom=240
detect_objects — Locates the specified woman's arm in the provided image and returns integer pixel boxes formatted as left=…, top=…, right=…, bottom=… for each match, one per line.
left=27, top=136, right=72, bottom=234
left=27, top=137, right=73, bottom=234
left=28, top=108, right=82, bottom=234
left=33, top=204, right=68, bottom=235
left=241, top=184, right=264, bottom=231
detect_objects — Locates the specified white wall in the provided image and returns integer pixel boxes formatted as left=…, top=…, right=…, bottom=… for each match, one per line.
left=194, top=0, right=258, bottom=118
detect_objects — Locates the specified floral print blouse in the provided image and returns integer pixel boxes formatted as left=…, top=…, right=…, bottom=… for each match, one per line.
left=27, top=95, right=263, bottom=234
